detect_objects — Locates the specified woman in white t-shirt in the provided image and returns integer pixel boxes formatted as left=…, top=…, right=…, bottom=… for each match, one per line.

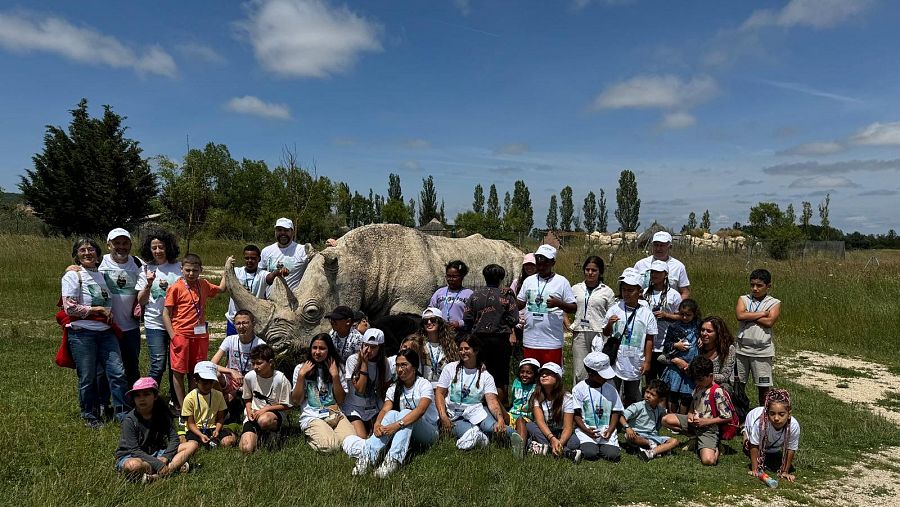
left=435, top=336, right=518, bottom=451
left=348, top=350, right=440, bottom=478
left=61, top=237, right=128, bottom=427
left=135, top=229, right=181, bottom=387
left=525, top=362, right=581, bottom=462
left=343, top=329, right=391, bottom=437
left=291, top=333, right=355, bottom=453
left=568, top=256, right=616, bottom=385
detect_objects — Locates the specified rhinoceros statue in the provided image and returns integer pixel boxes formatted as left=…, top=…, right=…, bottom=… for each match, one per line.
left=225, top=223, right=524, bottom=357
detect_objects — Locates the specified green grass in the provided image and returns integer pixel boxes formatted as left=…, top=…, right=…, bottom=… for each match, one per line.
left=2, top=233, right=900, bottom=506
left=819, top=366, right=874, bottom=379
left=875, top=393, right=900, bottom=413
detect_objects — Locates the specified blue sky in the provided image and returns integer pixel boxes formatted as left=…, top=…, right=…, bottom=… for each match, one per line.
left=1, top=0, right=899, bottom=233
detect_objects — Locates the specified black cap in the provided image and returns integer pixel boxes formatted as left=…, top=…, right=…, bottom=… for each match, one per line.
left=325, top=306, right=354, bottom=320
left=353, top=310, right=367, bottom=322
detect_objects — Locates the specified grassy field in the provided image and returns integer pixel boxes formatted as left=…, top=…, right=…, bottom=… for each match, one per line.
left=1, top=233, right=899, bottom=506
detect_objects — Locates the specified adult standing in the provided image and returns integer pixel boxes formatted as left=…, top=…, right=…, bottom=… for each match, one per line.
left=516, top=245, right=577, bottom=365
left=568, top=256, right=615, bottom=384
left=429, top=260, right=473, bottom=337
left=135, top=229, right=181, bottom=391
left=99, top=228, right=144, bottom=386
left=62, top=237, right=129, bottom=427
left=634, top=231, right=691, bottom=299
left=261, top=218, right=308, bottom=292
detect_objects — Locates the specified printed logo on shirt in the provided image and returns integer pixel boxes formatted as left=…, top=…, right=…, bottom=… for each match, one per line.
left=581, top=396, right=611, bottom=429
left=267, top=255, right=298, bottom=273
left=524, top=289, right=549, bottom=314
left=86, top=280, right=110, bottom=306
left=102, top=268, right=138, bottom=295
left=305, top=377, right=335, bottom=408
left=150, top=271, right=179, bottom=300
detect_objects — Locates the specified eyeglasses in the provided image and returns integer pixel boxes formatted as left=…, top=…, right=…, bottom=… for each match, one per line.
left=423, top=318, right=439, bottom=325
left=396, top=362, right=412, bottom=370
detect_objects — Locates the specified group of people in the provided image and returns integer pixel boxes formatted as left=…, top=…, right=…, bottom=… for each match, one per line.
left=59, top=221, right=798, bottom=487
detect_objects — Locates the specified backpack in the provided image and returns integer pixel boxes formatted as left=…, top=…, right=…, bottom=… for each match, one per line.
left=708, top=382, right=740, bottom=440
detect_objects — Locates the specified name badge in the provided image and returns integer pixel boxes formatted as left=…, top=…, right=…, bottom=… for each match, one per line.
left=580, top=319, right=590, bottom=325
left=194, top=324, right=208, bottom=335
left=533, top=312, right=545, bottom=322
left=318, top=409, right=330, bottom=416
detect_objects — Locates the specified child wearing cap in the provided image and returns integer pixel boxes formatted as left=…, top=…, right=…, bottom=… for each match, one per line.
left=526, top=362, right=582, bottom=462
left=163, top=253, right=225, bottom=410
left=735, top=268, right=782, bottom=407
left=115, top=377, right=198, bottom=482
left=621, top=379, right=680, bottom=461
left=415, top=307, right=460, bottom=387
left=571, top=352, right=624, bottom=462
left=642, top=259, right=683, bottom=383
left=182, top=361, right=235, bottom=448
left=327, top=305, right=364, bottom=363
left=240, top=344, right=292, bottom=454
left=343, top=328, right=391, bottom=437
left=634, top=231, right=691, bottom=299
left=507, top=358, right=540, bottom=440
left=598, top=268, right=657, bottom=406
left=516, top=244, right=577, bottom=365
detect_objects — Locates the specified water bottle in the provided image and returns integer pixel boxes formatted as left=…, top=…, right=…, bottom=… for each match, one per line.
left=757, top=472, right=778, bottom=489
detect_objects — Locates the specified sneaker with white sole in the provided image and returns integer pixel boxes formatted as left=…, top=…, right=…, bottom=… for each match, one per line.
left=475, top=430, right=489, bottom=448
left=639, top=448, right=655, bottom=462
left=179, top=462, right=191, bottom=474
left=527, top=441, right=549, bottom=456
left=351, top=454, right=370, bottom=476
left=457, top=427, right=485, bottom=451
left=564, top=449, right=583, bottom=464
left=374, top=458, right=400, bottom=479
left=509, top=432, right=525, bottom=457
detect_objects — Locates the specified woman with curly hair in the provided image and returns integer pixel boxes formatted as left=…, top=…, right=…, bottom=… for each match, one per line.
left=415, top=307, right=459, bottom=387
left=135, top=229, right=181, bottom=388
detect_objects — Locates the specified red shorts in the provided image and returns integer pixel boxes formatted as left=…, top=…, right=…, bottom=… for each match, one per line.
left=170, top=334, right=210, bottom=374
left=523, top=347, right=563, bottom=366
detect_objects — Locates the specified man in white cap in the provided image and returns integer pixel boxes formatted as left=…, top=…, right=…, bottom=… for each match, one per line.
left=634, top=231, right=691, bottom=299
left=99, top=227, right=144, bottom=386
left=516, top=244, right=576, bottom=365
left=261, top=217, right=308, bottom=291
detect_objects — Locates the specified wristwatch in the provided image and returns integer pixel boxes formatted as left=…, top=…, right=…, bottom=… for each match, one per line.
left=398, top=419, right=406, bottom=428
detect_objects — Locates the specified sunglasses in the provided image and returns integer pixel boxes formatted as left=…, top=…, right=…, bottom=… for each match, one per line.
left=423, top=318, right=440, bottom=325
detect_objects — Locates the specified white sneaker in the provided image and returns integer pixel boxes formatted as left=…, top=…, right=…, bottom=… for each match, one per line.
left=509, top=432, right=525, bottom=457
left=351, top=454, right=370, bottom=476
left=457, top=427, right=484, bottom=450
left=475, top=430, right=489, bottom=448
left=527, top=441, right=549, bottom=456
left=374, top=458, right=400, bottom=479
left=639, top=448, right=655, bottom=462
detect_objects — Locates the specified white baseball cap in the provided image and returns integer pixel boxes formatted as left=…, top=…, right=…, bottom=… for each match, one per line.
left=539, top=362, right=563, bottom=377
left=193, top=361, right=219, bottom=381
left=519, top=358, right=541, bottom=370
left=649, top=260, right=669, bottom=272
left=584, top=352, right=616, bottom=379
left=619, top=267, right=643, bottom=286
left=535, top=244, right=557, bottom=260
left=363, top=328, right=385, bottom=345
left=106, top=228, right=131, bottom=242
left=652, top=231, right=673, bottom=243
left=275, top=217, right=294, bottom=229
left=421, top=307, right=444, bottom=320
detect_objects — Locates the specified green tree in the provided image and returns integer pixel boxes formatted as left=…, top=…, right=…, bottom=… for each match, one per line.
left=20, top=99, right=156, bottom=235
left=473, top=184, right=485, bottom=215
left=546, top=194, right=559, bottom=231
left=486, top=184, right=501, bottom=218
left=388, top=173, right=403, bottom=201
left=335, top=182, right=352, bottom=226
left=582, top=191, right=597, bottom=232
left=598, top=189, right=608, bottom=232
left=418, top=175, right=439, bottom=226
left=700, top=209, right=711, bottom=231
left=747, top=202, right=802, bottom=259
left=439, top=200, right=446, bottom=223
left=506, top=180, right=534, bottom=239
left=784, top=204, right=796, bottom=226
left=614, top=170, right=640, bottom=232
left=382, top=199, right=411, bottom=225
left=685, top=212, right=697, bottom=232
left=800, top=201, right=813, bottom=232
left=503, top=191, right=511, bottom=217
left=818, top=193, right=831, bottom=240
left=559, top=186, right=574, bottom=231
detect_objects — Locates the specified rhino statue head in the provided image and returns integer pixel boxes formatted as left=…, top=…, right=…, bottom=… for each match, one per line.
left=225, top=224, right=524, bottom=359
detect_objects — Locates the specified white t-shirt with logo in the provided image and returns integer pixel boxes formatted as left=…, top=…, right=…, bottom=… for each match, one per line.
left=744, top=406, right=800, bottom=453
left=135, top=263, right=182, bottom=330
left=218, top=335, right=266, bottom=374
left=572, top=380, right=624, bottom=446
left=385, top=376, right=439, bottom=426
left=644, top=288, right=682, bottom=352
left=292, top=364, right=341, bottom=430
left=533, top=393, right=575, bottom=434
left=437, top=361, right=497, bottom=423
left=61, top=269, right=112, bottom=331
left=601, top=301, right=658, bottom=381
left=516, top=273, right=576, bottom=350
left=634, top=256, right=690, bottom=293
left=261, top=242, right=308, bottom=291
left=225, top=266, right=269, bottom=323
left=342, top=354, right=386, bottom=421
left=99, top=254, right=142, bottom=331
left=241, top=370, right=291, bottom=421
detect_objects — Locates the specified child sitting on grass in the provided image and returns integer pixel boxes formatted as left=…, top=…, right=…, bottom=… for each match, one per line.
left=571, top=352, right=624, bottom=462
left=743, top=388, right=800, bottom=485
left=115, top=377, right=198, bottom=483
left=240, top=344, right=291, bottom=454
left=662, top=356, right=734, bottom=466
left=621, top=379, right=679, bottom=461
left=526, top=362, right=581, bottom=463
left=508, top=358, right=539, bottom=441
left=182, top=361, right=235, bottom=449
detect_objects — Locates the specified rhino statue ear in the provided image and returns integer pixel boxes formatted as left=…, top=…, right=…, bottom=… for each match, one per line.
left=322, top=249, right=338, bottom=274
left=270, top=276, right=298, bottom=312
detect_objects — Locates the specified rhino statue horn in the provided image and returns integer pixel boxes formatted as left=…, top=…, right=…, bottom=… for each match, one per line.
left=226, top=224, right=524, bottom=359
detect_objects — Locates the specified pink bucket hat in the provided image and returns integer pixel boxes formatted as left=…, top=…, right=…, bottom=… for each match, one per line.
left=126, top=377, right=159, bottom=398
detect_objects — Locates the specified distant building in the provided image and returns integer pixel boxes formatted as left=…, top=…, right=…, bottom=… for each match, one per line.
left=418, top=218, right=453, bottom=237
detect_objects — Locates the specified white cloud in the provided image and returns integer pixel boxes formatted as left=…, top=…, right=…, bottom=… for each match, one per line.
left=494, top=143, right=529, bottom=155
left=177, top=42, right=225, bottom=64
left=401, top=160, right=421, bottom=171
left=658, top=111, right=696, bottom=130
left=778, top=141, right=845, bottom=156
left=593, top=75, right=718, bottom=110
left=238, top=0, right=382, bottom=78
left=454, top=0, right=472, bottom=16
left=0, top=11, right=177, bottom=77
left=850, top=121, right=900, bottom=146
left=224, top=96, right=292, bottom=120
left=764, top=159, right=900, bottom=176
left=788, top=175, right=858, bottom=189
left=741, top=0, right=873, bottom=30
left=404, top=139, right=431, bottom=149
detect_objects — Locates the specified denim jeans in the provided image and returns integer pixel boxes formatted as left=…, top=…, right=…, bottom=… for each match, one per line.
left=365, top=410, right=438, bottom=463
left=118, top=327, right=142, bottom=386
left=68, top=327, right=128, bottom=421
left=145, top=327, right=169, bottom=385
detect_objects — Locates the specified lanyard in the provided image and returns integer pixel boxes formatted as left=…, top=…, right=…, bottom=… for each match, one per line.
left=238, top=338, right=256, bottom=374
left=242, top=269, right=260, bottom=293
left=620, top=305, right=639, bottom=344
left=587, top=387, right=603, bottom=422
left=443, top=288, right=460, bottom=318
left=582, top=285, right=598, bottom=320
left=536, top=274, right=554, bottom=302
left=196, top=390, right=212, bottom=432
left=427, top=342, right=442, bottom=377
left=460, top=369, right=478, bottom=399
left=748, top=295, right=764, bottom=312
left=182, top=279, right=203, bottom=324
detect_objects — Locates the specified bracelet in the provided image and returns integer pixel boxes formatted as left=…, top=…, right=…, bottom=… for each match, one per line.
left=359, top=370, right=369, bottom=377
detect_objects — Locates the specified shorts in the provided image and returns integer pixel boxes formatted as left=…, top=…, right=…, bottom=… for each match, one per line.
left=185, top=427, right=234, bottom=446
left=508, top=413, right=531, bottom=426
left=170, top=334, right=210, bottom=374
left=736, top=355, right=774, bottom=387
left=115, top=449, right=165, bottom=472
left=478, top=333, right=512, bottom=388
left=242, top=411, right=284, bottom=434
left=523, top=347, right=563, bottom=366
left=636, top=431, right=671, bottom=445
left=673, top=414, right=720, bottom=450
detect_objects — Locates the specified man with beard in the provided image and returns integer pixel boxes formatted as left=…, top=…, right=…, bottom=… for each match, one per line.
left=99, top=228, right=144, bottom=386
left=634, top=231, right=691, bottom=300
left=261, top=218, right=308, bottom=291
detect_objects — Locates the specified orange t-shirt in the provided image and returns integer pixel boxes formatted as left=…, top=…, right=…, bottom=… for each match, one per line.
left=164, top=278, right=220, bottom=336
